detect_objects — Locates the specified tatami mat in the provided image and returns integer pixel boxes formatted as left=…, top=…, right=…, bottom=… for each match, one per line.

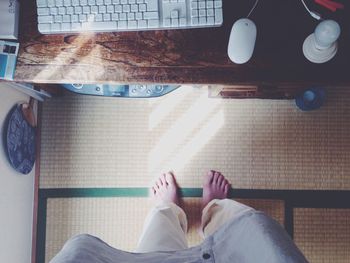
left=45, top=197, right=284, bottom=263
left=40, top=86, right=350, bottom=189
left=294, top=208, right=350, bottom=263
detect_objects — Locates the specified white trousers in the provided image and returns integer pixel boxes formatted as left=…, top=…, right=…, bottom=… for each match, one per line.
left=135, top=199, right=253, bottom=253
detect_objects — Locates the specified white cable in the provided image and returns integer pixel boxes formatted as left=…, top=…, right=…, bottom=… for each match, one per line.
left=247, top=0, right=260, bottom=18
left=300, top=0, right=322, bottom=20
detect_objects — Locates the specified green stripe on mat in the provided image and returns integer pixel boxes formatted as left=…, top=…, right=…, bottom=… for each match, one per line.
left=39, top=187, right=203, bottom=198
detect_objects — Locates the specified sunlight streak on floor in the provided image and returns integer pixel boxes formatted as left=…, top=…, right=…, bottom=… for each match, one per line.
left=148, top=86, right=193, bottom=130
left=150, top=110, right=225, bottom=179
left=148, top=87, right=223, bottom=177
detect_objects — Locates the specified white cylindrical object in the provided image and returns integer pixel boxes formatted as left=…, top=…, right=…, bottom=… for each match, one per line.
left=314, top=20, right=341, bottom=50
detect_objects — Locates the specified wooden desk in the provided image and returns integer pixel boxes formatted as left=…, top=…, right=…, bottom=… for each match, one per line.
left=15, top=0, right=350, bottom=85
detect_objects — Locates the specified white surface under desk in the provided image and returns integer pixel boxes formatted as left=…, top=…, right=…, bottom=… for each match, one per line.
left=0, top=84, right=35, bottom=263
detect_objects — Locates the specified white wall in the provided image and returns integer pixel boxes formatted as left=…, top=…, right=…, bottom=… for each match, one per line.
left=0, top=84, right=34, bottom=263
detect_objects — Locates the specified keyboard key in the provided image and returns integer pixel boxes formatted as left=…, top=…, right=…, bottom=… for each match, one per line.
left=214, top=8, right=222, bottom=24
left=135, top=12, right=143, bottom=20
left=206, top=0, right=213, bottom=8
left=74, top=6, right=82, bottom=13
left=71, top=0, right=79, bottom=5
left=63, top=0, right=71, bottom=5
left=66, top=6, right=74, bottom=14
left=71, top=22, right=82, bottom=30
left=38, top=15, right=54, bottom=23
left=38, top=23, right=51, bottom=32
left=47, top=0, right=56, bottom=7
left=148, top=19, right=159, bottom=28
left=88, top=0, right=96, bottom=4
left=83, top=6, right=91, bottom=13
left=63, top=14, right=71, bottom=22
left=198, top=1, right=205, bottom=9
left=179, top=17, right=186, bottom=26
left=38, top=8, right=50, bottom=15
left=170, top=10, right=178, bottom=18
left=71, top=14, right=79, bottom=21
left=207, top=8, right=214, bottom=16
left=83, top=21, right=117, bottom=31
left=91, top=5, right=98, bottom=13
left=115, top=5, right=122, bottom=12
left=191, top=17, right=198, bottom=25
left=79, top=14, right=87, bottom=21
left=128, top=20, right=137, bottom=28
left=139, top=4, right=146, bottom=11
left=127, top=13, right=135, bottom=20
left=123, top=5, right=130, bottom=12
left=119, top=13, right=127, bottom=20
left=171, top=18, right=179, bottom=27
left=199, top=16, right=206, bottom=25
left=207, top=16, right=214, bottom=25
left=214, top=0, right=222, bottom=8
left=98, top=5, right=107, bottom=13
left=51, top=23, right=62, bottom=31
left=54, top=15, right=63, bottom=22
left=80, top=0, right=88, bottom=5
left=118, top=20, right=127, bottom=28
left=87, top=14, right=95, bottom=21
left=107, top=5, right=114, bottom=12
left=199, top=9, right=206, bottom=17
left=55, top=0, right=63, bottom=6
left=144, top=11, right=158, bottom=19
left=103, top=13, right=111, bottom=20
left=50, top=7, right=58, bottom=14
left=112, top=0, right=120, bottom=3
left=131, top=4, right=138, bottom=12
left=95, top=13, right=103, bottom=20
left=163, top=18, right=170, bottom=27
left=37, top=0, right=48, bottom=7
left=145, top=0, right=158, bottom=11
left=111, top=13, right=119, bottom=20
left=138, top=19, right=147, bottom=28
left=61, top=23, right=71, bottom=30
left=104, top=0, right=112, bottom=4
left=58, top=7, right=66, bottom=14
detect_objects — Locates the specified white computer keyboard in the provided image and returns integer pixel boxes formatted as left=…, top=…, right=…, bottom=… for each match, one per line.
left=36, top=0, right=223, bottom=34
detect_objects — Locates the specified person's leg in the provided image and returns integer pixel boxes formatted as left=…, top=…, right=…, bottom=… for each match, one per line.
left=199, top=170, right=254, bottom=238
left=135, top=172, right=188, bottom=253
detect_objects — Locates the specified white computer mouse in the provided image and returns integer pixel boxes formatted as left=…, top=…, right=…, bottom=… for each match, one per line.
left=227, top=18, right=257, bottom=64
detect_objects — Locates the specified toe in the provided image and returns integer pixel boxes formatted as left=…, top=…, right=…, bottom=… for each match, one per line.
left=221, top=179, right=227, bottom=189
left=224, top=184, right=229, bottom=195
left=155, top=181, right=160, bottom=189
left=151, top=187, right=157, bottom=195
left=158, top=178, right=163, bottom=186
left=217, top=174, right=224, bottom=186
left=204, top=171, right=214, bottom=185
left=165, top=172, right=175, bottom=186
left=160, top=173, right=167, bottom=186
left=213, top=171, right=220, bottom=184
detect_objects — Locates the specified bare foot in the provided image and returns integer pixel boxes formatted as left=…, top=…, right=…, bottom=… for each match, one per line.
left=151, top=172, right=180, bottom=206
left=202, top=170, right=230, bottom=209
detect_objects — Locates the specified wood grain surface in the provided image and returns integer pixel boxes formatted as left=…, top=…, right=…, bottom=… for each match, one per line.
left=15, top=0, right=350, bottom=85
